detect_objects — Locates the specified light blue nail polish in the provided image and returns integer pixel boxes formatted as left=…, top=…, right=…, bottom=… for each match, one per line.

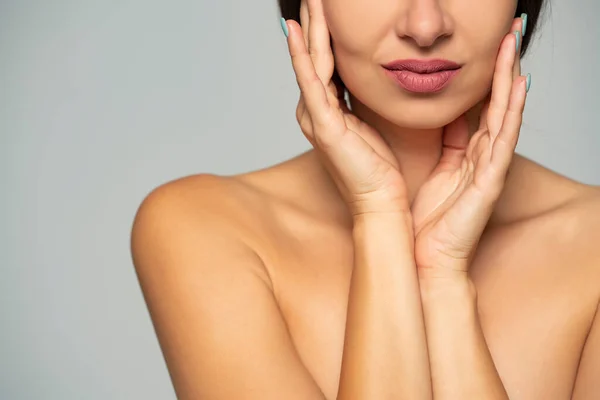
left=280, top=17, right=289, bottom=37
left=521, top=13, right=528, bottom=37
left=525, top=73, right=531, bottom=92
left=514, top=30, right=521, bottom=52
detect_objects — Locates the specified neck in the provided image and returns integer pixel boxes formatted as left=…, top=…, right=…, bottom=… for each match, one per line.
left=305, top=92, right=483, bottom=226
left=348, top=93, right=444, bottom=205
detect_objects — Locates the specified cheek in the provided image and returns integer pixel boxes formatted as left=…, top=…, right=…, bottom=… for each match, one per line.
left=462, top=0, right=517, bottom=65
left=324, top=0, right=398, bottom=53
left=445, top=0, right=516, bottom=107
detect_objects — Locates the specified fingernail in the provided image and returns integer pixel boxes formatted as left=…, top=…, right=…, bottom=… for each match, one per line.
left=521, top=13, right=528, bottom=37
left=280, top=17, right=289, bottom=38
left=525, top=73, right=531, bottom=92
left=514, top=30, right=521, bottom=52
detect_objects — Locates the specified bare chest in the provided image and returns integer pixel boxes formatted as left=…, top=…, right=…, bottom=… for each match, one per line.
left=260, top=222, right=594, bottom=400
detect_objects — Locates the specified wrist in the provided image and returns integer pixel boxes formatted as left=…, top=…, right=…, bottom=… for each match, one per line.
left=352, top=208, right=413, bottom=224
left=418, top=268, right=477, bottom=302
left=352, top=210, right=415, bottom=240
left=352, top=211, right=416, bottom=264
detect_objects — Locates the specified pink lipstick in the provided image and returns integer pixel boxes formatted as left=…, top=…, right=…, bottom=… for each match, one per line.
left=382, top=59, right=462, bottom=93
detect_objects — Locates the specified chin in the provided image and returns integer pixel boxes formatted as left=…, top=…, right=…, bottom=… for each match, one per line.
left=346, top=72, right=484, bottom=130
left=377, top=97, right=471, bottom=130
left=389, top=108, right=461, bottom=129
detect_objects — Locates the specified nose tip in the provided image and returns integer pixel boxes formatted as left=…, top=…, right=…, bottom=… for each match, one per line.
left=407, top=22, right=447, bottom=47
left=403, top=1, right=452, bottom=47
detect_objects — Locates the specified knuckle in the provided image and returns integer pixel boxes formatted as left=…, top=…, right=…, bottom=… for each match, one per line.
left=295, top=102, right=304, bottom=121
left=313, top=117, right=342, bottom=149
left=301, top=122, right=313, bottom=137
left=295, top=110, right=304, bottom=125
left=306, top=71, right=323, bottom=86
left=295, top=102, right=313, bottom=134
left=295, top=71, right=321, bottom=94
left=312, top=107, right=335, bottom=130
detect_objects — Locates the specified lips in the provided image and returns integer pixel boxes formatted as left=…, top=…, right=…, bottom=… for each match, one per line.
left=382, top=59, right=461, bottom=73
left=382, top=59, right=462, bottom=93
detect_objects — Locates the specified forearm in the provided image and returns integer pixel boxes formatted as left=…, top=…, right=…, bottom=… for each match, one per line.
left=419, top=272, right=508, bottom=400
left=337, top=213, right=432, bottom=400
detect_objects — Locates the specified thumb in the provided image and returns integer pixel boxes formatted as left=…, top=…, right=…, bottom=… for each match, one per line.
left=437, top=113, right=469, bottom=172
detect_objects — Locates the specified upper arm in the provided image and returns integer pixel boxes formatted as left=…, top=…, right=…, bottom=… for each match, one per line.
left=130, top=178, right=326, bottom=400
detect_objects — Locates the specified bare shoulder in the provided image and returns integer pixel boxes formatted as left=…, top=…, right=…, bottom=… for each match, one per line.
left=129, top=164, right=334, bottom=290
left=560, top=183, right=600, bottom=272
left=132, top=173, right=270, bottom=228
left=498, top=155, right=600, bottom=279
left=129, top=174, right=328, bottom=399
left=131, top=173, right=281, bottom=259
left=555, top=182, right=600, bottom=264
left=129, top=173, right=281, bottom=307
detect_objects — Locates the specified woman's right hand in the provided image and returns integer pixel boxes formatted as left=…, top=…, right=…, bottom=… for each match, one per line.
left=282, top=0, right=408, bottom=217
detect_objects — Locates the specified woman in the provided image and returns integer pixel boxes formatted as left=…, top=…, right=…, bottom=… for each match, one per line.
left=130, top=0, right=600, bottom=398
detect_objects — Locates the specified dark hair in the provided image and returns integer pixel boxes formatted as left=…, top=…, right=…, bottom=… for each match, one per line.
left=277, top=0, right=545, bottom=57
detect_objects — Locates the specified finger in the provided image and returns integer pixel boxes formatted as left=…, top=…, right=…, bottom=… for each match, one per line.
left=334, top=81, right=349, bottom=112
left=437, top=114, right=469, bottom=172
left=306, top=0, right=335, bottom=84
left=511, top=18, right=522, bottom=78
left=297, top=1, right=311, bottom=135
left=490, top=75, right=529, bottom=179
left=439, top=182, right=498, bottom=256
left=478, top=92, right=492, bottom=131
left=323, top=79, right=345, bottom=112
left=486, top=30, right=520, bottom=136
left=302, top=0, right=337, bottom=108
left=284, top=20, right=334, bottom=128
left=300, top=0, right=310, bottom=49
left=480, top=18, right=522, bottom=131
left=295, top=96, right=312, bottom=138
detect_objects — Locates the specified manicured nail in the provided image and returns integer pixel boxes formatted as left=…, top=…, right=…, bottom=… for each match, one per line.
left=525, top=73, right=531, bottom=92
left=280, top=17, right=289, bottom=38
left=514, top=30, right=521, bottom=52
left=521, top=13, right=528, bottom=37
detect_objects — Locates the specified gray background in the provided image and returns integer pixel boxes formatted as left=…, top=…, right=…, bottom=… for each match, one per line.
left=1, top=0, right=598, bottom=398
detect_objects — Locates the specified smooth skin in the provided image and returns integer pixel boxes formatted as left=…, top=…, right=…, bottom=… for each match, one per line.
left=130, top=0, right=600, bottom=398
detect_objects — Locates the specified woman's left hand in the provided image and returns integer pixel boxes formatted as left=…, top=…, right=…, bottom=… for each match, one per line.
left=412, top=21, right=530, bottom=276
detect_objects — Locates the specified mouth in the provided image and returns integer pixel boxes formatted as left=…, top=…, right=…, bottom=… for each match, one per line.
left=382, top=58, right=462, bottom=74
left=382, top=59, right=462, bottom=93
